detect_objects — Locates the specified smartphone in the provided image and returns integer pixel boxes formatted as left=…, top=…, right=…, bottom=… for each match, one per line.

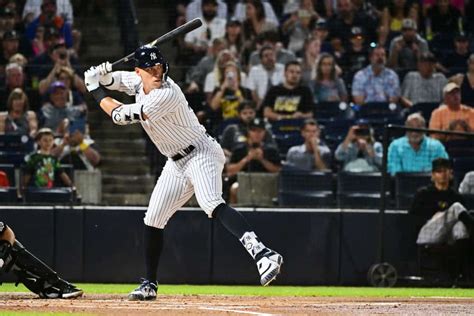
left=354, top=127, right=370, bottom=136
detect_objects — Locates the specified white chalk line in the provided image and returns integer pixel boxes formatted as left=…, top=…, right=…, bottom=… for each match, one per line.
left=199, top=306, right=275, bottom=316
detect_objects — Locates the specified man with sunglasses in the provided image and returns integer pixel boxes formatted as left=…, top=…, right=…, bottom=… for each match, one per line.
left=83, top=45, right=283, bottom=301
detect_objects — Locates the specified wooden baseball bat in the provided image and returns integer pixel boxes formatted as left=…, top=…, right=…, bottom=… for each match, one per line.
left=111, top=18, right=203, bottom=68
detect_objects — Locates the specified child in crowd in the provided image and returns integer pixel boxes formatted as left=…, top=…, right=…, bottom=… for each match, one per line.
left=22, top=127, right=74, bottom=190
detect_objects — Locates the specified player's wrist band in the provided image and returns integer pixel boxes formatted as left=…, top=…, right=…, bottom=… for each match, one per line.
left=79, top=142, right=89, bottom=151
left=90, top=87, right=107, bottom=103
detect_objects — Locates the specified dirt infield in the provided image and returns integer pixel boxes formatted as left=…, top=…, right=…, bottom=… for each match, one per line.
left=1, top=293, right=474, bottom=315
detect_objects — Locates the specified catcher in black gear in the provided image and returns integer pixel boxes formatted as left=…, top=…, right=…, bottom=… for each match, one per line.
left=0, top=221, right=83, bottom=298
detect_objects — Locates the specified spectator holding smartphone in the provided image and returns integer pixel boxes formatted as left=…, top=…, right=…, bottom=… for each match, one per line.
left=335, top=120, right=383, bottom=172
left=209, top=61, right=252, bottom=120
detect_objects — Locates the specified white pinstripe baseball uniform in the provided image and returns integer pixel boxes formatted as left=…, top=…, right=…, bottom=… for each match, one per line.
left=110, top=71, right=226, bottom=228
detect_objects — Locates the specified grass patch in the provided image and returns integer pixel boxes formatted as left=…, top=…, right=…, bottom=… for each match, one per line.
left=1, top=283, right=474, bottom=298
left=0, top=313, right=93, bottom=316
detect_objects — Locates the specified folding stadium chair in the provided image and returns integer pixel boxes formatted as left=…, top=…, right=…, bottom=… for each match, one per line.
left=394, top=172, right=432, bottom=210
left=356, top=102, right=404, bottom=125
left=452, top=157, right=474, bottom=185
left=408, top=102, right=440, bottom=123
left=0, top=134, right=34, bottom=153
left=24, top=187, right=75, bottom=203
left=444, top=139, right=474, bottom=159
left=337, top=172, right=388, bottom=209
left=278, top=168, right=334, bottom=207
left=314, top=101, right=355, bottom=122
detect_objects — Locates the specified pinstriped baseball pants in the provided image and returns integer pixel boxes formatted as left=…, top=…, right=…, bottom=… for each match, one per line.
left=144, top=134, right=226, bottom=229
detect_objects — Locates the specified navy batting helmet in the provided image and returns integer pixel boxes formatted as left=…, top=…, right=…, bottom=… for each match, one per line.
left=134, top=45, right=169, bottom=77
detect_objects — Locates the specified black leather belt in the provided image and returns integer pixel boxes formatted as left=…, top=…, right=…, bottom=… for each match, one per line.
left=172, top=145, right=195, bottom=161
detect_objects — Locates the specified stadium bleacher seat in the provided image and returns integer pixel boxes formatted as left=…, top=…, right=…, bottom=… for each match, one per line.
left=278, top=168, right=334, bottom=207
left=337, top=172, right=388, bottom=209
left=0, top=135, right=34, bottom=167
left=452, top=157, right=474, bottom=184
left=314, top=101, right=354, bottom=122
left=24, top=187, right=75, bottom=203
left=356, top=102, right=404, bottom=123
left=408, top=102, right=440, bottom=123
left=394, top=172, right=432, bottom=210
left=444, top=139, right=474, bottom=158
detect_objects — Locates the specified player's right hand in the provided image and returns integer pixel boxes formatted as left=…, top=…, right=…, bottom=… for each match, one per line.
left=97, top=62, right=113, bottom=86
left=84, top=67, right=100, bottom=92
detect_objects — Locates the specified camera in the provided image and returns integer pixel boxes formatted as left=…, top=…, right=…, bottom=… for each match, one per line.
left=58, top=52, right=67, bottom=60
left=354, top=127, right=370, bottom=137
left=251, top=143, right=260, bottom=149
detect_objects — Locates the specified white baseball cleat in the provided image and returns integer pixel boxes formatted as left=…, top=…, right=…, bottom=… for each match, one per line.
left=256, top=250, right=283, bottom=286
left=128, top=279, right=157, bottom=301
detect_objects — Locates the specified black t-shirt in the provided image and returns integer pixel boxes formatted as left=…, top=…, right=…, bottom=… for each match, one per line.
left=230, top=143, right=281, bottom=172
left=262, top=84, right=314, bottom=116
left=441, top=51, right=470, bottom=74
left=220, top=123, right=276, bottom=152
left=409, top=184, right=465, bottom=226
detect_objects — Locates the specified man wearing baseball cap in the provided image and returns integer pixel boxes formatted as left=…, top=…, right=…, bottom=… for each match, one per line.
left=429, top=82, right=474, bottom=140
left=411, top=157, right=473, bottom=251
left=388, top=18, right=429, bottom=71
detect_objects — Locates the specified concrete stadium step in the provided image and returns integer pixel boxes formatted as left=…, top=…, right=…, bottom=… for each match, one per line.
left=100, top=162, right=149, bottom=175
left=102, top=193, right=151, bottom=205
left=95, top=139, right=146, bottom=151
left=101, top=156, right=150, bottom=168
left=102, top=174, right=154, bottom=186
left=105, top=183, right=153, bottom=194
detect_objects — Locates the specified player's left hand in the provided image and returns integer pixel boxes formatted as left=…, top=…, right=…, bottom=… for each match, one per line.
left=84, top=67, right=100, bottom=92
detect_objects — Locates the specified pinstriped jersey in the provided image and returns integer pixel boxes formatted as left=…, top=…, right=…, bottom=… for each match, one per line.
left=113, top=71, right=207, bottom=157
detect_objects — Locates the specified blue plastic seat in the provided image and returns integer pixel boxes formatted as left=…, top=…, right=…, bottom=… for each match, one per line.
left=452, top=157, right=474, bottom=184
left=394, top=172, right=432, bottom=210
left=314, top=101, right=354, bottom=122
left=337, top=172, right=387, bottom=209
left=24, top=187, right=74, bottom=203
left=278, top=168, right=334, bottom=207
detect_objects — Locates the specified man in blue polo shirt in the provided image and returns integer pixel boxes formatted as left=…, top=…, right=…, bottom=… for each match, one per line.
left=388, top=112, right=448, bottom=175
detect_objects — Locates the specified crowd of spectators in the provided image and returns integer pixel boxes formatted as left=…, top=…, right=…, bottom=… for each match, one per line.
left=170, top=0, right=473, bottom=202
left=0, top=0, right=100, bottom=200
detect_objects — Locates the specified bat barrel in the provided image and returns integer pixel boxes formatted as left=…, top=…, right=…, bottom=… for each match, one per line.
left=111, top=18, right=202, bottom=69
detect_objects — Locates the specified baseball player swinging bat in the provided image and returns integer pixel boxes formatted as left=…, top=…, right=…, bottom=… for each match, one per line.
left=110, top=18, right=203, bottom=68
left=84, top=20, right=283, bottom=301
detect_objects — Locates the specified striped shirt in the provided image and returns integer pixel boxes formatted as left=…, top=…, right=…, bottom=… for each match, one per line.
left=115, top=71, right=207, bottom=157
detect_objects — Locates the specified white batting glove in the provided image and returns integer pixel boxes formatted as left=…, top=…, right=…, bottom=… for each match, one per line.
left=97, top=62, right=113, bottom=86
left=84, top=67, right=100, bottom=92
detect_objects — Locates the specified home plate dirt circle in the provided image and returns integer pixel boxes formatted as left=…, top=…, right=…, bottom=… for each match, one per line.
left=1, top=293, right=474, bottom=315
